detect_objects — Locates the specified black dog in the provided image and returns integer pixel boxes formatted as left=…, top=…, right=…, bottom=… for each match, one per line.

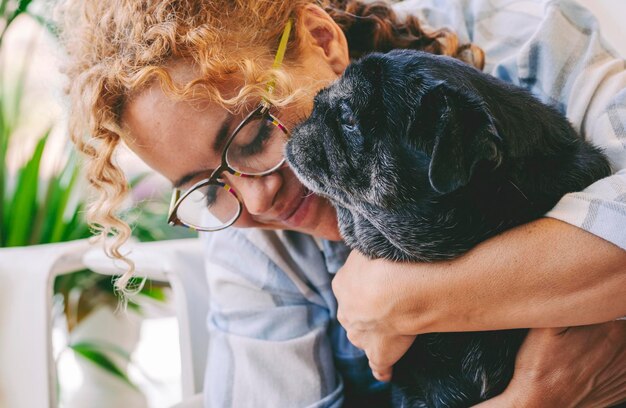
left=285, top=50, right=611, bottom=407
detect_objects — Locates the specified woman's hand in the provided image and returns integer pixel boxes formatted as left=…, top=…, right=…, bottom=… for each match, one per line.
left=475, top=322, right=626, bottom=408
left=333, top=250, right=435, bottom=381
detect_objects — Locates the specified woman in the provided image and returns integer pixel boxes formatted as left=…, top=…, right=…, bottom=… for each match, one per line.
left=61, top=0, right=626, bottom=406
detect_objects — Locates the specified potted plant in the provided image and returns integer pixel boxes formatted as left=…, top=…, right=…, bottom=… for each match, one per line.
left=0, top=1, right=194, bottom=405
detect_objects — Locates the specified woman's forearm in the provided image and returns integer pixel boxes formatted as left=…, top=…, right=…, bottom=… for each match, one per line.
left=403, top=218, right=626, bottom=334
left=333, top=218, right=626, bottom=384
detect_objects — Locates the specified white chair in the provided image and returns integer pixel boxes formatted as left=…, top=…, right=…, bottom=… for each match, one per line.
left=0, top=238, right=209, bottom=408
left=82, top=238, right=209, bottom=402
left=0, top=239, right=92, bottom=408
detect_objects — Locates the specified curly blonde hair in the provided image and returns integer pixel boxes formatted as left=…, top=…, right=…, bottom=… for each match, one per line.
left=60, top=0, right=484, bottom=292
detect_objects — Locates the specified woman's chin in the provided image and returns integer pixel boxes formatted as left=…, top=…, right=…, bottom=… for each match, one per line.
left=264, top=197, right=342, bottom=240
left=295, top=196, right=342, bottom=241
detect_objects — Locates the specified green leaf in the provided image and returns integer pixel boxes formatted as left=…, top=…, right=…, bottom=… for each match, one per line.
left=0, top=0, right=9, bottom=17
left=0, top=97, right=7, bottom=245
left=54, top=269, right=91, bottom=296
left=69, top=342, right=138, bottom=390
left=139, top=285, right=167, bottom=302
left=62, top=204, right=91, bottom=241
left=6, top=133, right=48, bottom=246
left=33, top=171, right=62, bottom=244
left=33, top=150, right=84, bottom=244
left=16, top=0, right=33, bottom=14
left=7, top=0, right=32, bottom=23
left=49, top=155, right=80, bottom=243
left=71, top=340, right=133, bottom=362
left=0, top=20, right=40, bottom=246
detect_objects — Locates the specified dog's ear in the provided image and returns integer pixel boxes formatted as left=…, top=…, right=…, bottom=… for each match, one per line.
left=425, top=83, right=501, bottom=194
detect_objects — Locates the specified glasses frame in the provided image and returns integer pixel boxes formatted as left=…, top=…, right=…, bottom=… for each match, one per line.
left=167, top=19, right=293, bottom=232
left=167, top=103, right=290, bottom=231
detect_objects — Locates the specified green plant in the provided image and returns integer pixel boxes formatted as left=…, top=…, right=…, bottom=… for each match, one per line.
left=54, top=269, right=169, bottom=388
left=0, top=0, right=193, bottom=390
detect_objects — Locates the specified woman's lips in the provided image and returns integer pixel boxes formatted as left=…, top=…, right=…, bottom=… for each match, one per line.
left=280, top=191, right=315, bottom=228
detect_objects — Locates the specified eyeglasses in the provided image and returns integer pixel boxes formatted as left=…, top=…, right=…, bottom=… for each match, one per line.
left=167, top=103, right=290, bottom=231
left=167, top=20, right=293, bottom=232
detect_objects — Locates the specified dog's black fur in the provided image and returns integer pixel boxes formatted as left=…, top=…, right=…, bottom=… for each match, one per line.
left=285, top=50, right=612, bottom=407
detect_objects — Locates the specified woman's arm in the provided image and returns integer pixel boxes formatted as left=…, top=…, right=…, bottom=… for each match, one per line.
left=420, top=217, right=626, bottom=332
left=333, top=218, right=626, bottom=381
left=475, top=322, right=626, bottom=408
left=334, top=218, right=626, bottom=337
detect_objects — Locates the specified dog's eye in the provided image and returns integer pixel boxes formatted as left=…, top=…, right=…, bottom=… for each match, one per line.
left=339, top=102, right=358, bottom=132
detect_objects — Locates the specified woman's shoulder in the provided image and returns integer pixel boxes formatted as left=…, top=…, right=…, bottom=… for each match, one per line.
left=201, top=228, right=321, bottom=264
left=392, top=0, right=544, bottom=43
left=200, top=228, right=338, bottom=304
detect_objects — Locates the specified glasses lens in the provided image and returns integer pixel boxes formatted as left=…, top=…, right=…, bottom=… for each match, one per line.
left=176, top=183, right=240, bottom=230
left=226, top=115, right=287, bottom=175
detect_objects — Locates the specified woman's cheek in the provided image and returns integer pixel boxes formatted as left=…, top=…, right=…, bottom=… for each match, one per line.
left=232, top=212, right=261, bottom=228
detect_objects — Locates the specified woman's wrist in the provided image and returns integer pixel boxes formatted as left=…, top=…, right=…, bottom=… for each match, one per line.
left=385, top=258, right=452, bottom=336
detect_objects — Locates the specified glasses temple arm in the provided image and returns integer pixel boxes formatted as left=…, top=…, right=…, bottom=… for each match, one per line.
left=264, top=18, right=293, bottom=105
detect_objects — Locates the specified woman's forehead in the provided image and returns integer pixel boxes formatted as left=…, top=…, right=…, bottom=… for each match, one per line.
left=121, top=81, right=235, bottom=185
left=123, top=81, right=235, bottom=146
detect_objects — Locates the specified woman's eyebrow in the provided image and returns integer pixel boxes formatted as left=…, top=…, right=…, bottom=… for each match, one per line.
left=173, top=115, right=233, bottom=189
left=174, top=170, right=208, bottom=189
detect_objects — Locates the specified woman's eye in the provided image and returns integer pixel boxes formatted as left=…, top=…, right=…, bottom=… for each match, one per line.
left=239, top=122, right=272, bottom=156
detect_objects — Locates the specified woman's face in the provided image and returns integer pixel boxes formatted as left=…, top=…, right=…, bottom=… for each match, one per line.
left=122, top=16, right=349, bottom=240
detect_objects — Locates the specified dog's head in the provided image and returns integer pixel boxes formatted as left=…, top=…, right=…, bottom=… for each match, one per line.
left=286, top=50, right=502, bottom=213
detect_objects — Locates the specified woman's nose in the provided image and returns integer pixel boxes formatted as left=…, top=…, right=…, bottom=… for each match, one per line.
left=226, top=172, right=282, bottom=216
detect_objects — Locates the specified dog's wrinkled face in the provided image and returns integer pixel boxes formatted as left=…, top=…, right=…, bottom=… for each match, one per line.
left=286, top=50, right=502, bottom=259
left=287, top=51, right=432, bottom=211
left=285, top=50, right=508, bottom=259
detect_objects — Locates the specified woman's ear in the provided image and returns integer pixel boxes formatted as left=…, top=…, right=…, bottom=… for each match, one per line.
left=298, top=4, right=350, bottom=75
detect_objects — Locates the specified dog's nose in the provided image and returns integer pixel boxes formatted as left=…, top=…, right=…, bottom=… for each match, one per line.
left=287, top=123, right=327, bottom=168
